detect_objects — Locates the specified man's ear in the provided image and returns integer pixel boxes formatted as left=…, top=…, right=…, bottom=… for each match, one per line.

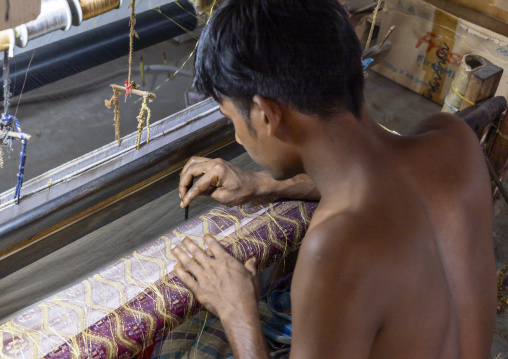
left=251, top=95, right=282, bottom=137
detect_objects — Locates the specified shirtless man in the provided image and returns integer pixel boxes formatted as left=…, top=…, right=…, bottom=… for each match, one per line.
left=169, top=0, right=497, bottom=357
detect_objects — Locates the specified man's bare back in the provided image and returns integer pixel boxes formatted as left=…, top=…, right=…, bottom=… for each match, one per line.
left=291, top=113, right=496, bottom=358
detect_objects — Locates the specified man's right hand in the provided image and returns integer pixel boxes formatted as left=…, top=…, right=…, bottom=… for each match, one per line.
left=179, top=156, right=271, bottom=208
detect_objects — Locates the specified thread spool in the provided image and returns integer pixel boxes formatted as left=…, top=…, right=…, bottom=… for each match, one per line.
left=0, top=29, right=15, bottom=57
left=68, top=0, right=123, bottom=26
left=14, top=25, right=28, bottom=48
left=16, top=0, right=72, bottom=47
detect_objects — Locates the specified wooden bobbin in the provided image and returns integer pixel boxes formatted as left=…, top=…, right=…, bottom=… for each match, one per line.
left=14, top=25, right=28, bottom=48
left=68, top=0, right=123, bottom=26
left=0, top=29, right=14, bottom=57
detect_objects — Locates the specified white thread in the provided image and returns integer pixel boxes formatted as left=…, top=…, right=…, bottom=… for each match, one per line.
left=444, top=97, right=459, bottom=113
left=25, top=0, right=72, bottom=42
left=6, top=29, right=14, bottom=58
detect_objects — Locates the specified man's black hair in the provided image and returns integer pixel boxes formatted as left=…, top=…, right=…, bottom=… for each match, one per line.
left=193, top=0, right=364, bottom=120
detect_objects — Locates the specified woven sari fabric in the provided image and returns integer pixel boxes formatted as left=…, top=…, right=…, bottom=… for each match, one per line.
left=0, top=200, right=317, bottom=359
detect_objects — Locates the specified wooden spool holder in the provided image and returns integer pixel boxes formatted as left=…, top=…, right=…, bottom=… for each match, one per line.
left=459, top=56, right=503, bottom=111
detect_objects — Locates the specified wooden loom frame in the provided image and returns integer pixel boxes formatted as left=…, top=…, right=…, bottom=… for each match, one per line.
left=0, top=98, right=241, bottom=279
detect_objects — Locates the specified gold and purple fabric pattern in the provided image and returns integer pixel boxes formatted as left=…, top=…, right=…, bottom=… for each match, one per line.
left=0, top=200, right=317, bottom=359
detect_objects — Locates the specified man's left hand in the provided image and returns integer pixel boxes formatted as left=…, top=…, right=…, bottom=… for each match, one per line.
left=171, top=234, right=260, bottom=318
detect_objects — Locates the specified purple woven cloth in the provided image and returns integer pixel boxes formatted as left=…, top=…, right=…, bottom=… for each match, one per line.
left=0, top=200, right=317, bottom=359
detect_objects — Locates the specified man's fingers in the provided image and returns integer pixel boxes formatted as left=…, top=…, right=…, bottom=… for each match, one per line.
left=179, top=163, right=224, bottom=207
left=182, top=237, right=211, bottom=267
left=204, top=234, right=229, bottom=259
left=171, top=244, right=204, bottom=277
left=245, top=257, right=257, bottom=276
left=174, top=263, right=199, bottom=293
left=181, top=169, right=224, bottom=208
left=179, top=158, right=215, bottom=200
left=181, top=156, right=209, bottom=177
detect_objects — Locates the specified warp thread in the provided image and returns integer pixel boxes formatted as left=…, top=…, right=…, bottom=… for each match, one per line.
left=134, top=93, right=151, bottom=150
left=24, top=0, right=72, bottom=43
left=80, top=0, right=121, bottom=20
left=104, top=89, right=122, bottom=146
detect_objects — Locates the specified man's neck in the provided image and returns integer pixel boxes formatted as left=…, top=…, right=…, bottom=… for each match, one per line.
left=299, top=108, right=394, bottom=213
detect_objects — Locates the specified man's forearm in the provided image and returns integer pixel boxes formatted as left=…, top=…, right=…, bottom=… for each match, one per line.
left=221, top=308, right=270, bottom=359
left=257, top=173, right=320, bottom=201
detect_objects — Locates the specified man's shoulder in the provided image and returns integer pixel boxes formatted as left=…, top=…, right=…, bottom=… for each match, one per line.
left=405, top=112, right=488, bottom=195
left=298, top=212, right=392, bottom=282
left=410, top=112, right=480, bottom=155
left=411, top=112, right=473, bottom=135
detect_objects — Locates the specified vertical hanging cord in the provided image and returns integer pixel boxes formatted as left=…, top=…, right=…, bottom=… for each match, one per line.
left=1, top=51, right=11, bottom=169
left=364, top=0, right=382, bottom=51
left=125, top=0, right=137, bottom=99
left=105, top=89, right=121, bottom=146
left=134, top=93, right=151, bottom=149
left=2, top=51, right=27, bottom=204
left=2, top=51, right=10, bottom=115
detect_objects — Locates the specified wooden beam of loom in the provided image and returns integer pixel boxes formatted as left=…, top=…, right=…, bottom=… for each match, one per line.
left=110, top=84, right=156, bottom=101
left=0, top=130, right=31, bottom=140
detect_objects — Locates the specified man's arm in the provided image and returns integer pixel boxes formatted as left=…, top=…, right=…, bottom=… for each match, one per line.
left=178, top=156, right=320, bottom=207
left=171, top=235, right=270, bottom=359
left=290, top=221, right=383, bottom=358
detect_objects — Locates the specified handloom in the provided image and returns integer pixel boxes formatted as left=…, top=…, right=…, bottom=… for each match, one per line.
left=0, top=200, right=316, bottom=358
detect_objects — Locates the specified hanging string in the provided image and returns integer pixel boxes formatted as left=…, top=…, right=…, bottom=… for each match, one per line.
left=174, top=0, right=206, bottom=26
left=3, top=52, right=11, bottom=118
left=23, top=0, right=72, bottom=44
left=134, top=93, right=151, bottom=150
left=1, top=51, right=11, bottom=169
left=142, top=0, right=218, bottom=99
left=1, top=51, right=29, bottom=203
left=104, top=89, right=122, bottom=146
left=125, top=0, right=138, bottom=99
left=364, top=0, right=382, bottom=51
left=153, top=6, right=199, bottom=40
